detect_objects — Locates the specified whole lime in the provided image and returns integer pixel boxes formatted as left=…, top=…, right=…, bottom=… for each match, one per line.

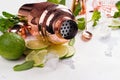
left=0, top=32, right=25, bottom=60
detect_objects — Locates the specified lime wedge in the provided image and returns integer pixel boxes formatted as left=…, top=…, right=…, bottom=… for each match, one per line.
left=25, top=49, right=47, bottom=67
left=48, top=44, right=68, bottom=58
left=65, top=46, right=75, bottom=58
left=25, top=39, right=49, bottom=50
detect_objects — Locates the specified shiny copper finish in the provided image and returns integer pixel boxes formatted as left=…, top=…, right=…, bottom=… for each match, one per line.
left=81, top=31, right=92, bottom=42
left=18, top=2, right=78, bottom=44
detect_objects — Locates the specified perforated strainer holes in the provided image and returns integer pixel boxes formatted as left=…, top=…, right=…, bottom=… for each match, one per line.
left=60, top=20, right=78, bottom=39
left=60, top=20, right=71, bottom=38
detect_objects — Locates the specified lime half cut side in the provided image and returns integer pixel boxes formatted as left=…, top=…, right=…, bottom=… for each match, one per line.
left=25, top=39, right=49, bottom=50
left=25, top=49, right=47, bottom=67
left=48, top=44, right=68, bottom=58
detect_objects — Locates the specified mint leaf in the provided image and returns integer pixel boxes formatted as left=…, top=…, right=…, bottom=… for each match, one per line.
left=77, top=17, right=86, bottom=30
left=0, top=11, right=27, bottom=33
left=116, top=1, right=120, bottom=11
left=47, top=0, right=66, bottom=5
left=73, top=2, right=81, bottom=16
left=2, top=11, right=15, bottom=19
left=13, top=60, right=34, bottom=71
left=92, top=10, right=101, bottom=21
left=0, top=17, right=14, bottom=32
left=59, top=0, right=65, bottom=5
left=113, top=12, right=120, bottom=18
left=47, top=0, right=60, bottom=4
left=91, top=10, right=101, bottom=27
left=109, top=26, right=120, bottom=29
left=113, top=1, right=120, bottom=18
left=93, top=21, right=97, bottom=26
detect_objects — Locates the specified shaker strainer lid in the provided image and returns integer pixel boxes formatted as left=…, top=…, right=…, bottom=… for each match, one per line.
left=60, top=20, right=78, bottom=39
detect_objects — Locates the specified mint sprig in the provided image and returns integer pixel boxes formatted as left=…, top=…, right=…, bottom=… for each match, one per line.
left=0, top=11, right=27, bottom=33
left=73, top=2, right=81, bottom=16
left=77, top=17, right=86, bottom=30
left=13, top=60, right=34, bottom=71
left=47, top=0, right=65, bottom=5
left=91, top=10, right=101, bottom=26
left=116, top=1, right=120, bottom=11
left=113, top=1, right=120, bottom=18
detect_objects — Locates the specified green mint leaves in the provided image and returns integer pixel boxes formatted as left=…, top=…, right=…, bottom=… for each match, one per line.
left=91, top=10, right=101, bottom=26
left=77, top=10, right=101, bottom=30
left=13, top=60, right=34, bottom=71
left=116, top=1, right=120, bottom=11
left=77, top=17, right=86, bottom=30
left=73, top=2, right=81, bottom=16
left=113, top=1, right=120, bottom=18
left=0, top=11, right=26, bottom=33
left=47, top=0, right=65, bottom=5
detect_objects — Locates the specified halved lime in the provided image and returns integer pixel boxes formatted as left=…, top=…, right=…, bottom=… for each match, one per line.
left=47, top=44, right=68, bottom=58
left=25, top=39, right=49, bottom=50
left=25, top=49, right=47, bottom=67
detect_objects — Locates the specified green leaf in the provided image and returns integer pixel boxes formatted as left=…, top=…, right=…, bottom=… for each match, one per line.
left=47, top=0, right=60, bottom=4
left=113, top=12, right=120, bottom=18
left=116, top=1, right=120, bottom=11
left=2, top=11, right=15, bottom=19
left=77, top=17, right=86, bottom=30
left=0, top=11, right=27, bottom=33
left=92, top=10, right=101, bottom=21
left=47, top=0, right=65, bottom=5
left=93, top=21, right=97, bottom=27
left=113, top=1, right=120, bottom=18
left=13, top=60, right=34, bottom=71
left=0, top=18, right=10, bottom=32
left=59, top=0, right=65, bottom=5
left=73, top=2, right=81, bottom=16
left=109, top=25, right=120, bottom=29
left=90, top=10, right=101, bottom=27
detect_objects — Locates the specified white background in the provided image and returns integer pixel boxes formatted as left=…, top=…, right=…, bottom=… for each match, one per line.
left=1, top=0, right=120, bottom=80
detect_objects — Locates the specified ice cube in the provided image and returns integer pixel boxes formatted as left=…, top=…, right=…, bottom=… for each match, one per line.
left=60, top=58, right=75, bottom=69
left=45, top=53, right=59, bottom=70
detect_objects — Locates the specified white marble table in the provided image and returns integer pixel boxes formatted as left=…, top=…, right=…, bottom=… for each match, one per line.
left=0, top=0, right=120, bottom=80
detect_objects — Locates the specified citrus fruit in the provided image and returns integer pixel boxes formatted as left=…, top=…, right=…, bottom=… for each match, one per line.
left=25, top=39, right=49, bottom=50
left=109, top=19, right=120, bottom=29
left=0, top=32, right=25, bottom=60
left=64, top=46, right=75, bottom=58
left=48, top=44, right=68, bottom=58
left=25, top=49, right=47, bottom=67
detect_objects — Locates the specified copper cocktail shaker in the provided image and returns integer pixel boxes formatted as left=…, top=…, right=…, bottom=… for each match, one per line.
left=18, top=2, right=78, bottom=44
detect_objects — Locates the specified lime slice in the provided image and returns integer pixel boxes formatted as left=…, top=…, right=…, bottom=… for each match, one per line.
left=60, top=46, right=75, bottom=59
left=25, top=49, right=47, bottom=67
left=65, top=46, right=75, bottom=58
left=25, top=39, right=49, bottom=49
left=112, top=19, right=120, bottom=25
left=48, top=44, right=68, bottom=58
left=68, top=38, right=75, bottom=46
left=109, top=19, right=120, bottom=29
